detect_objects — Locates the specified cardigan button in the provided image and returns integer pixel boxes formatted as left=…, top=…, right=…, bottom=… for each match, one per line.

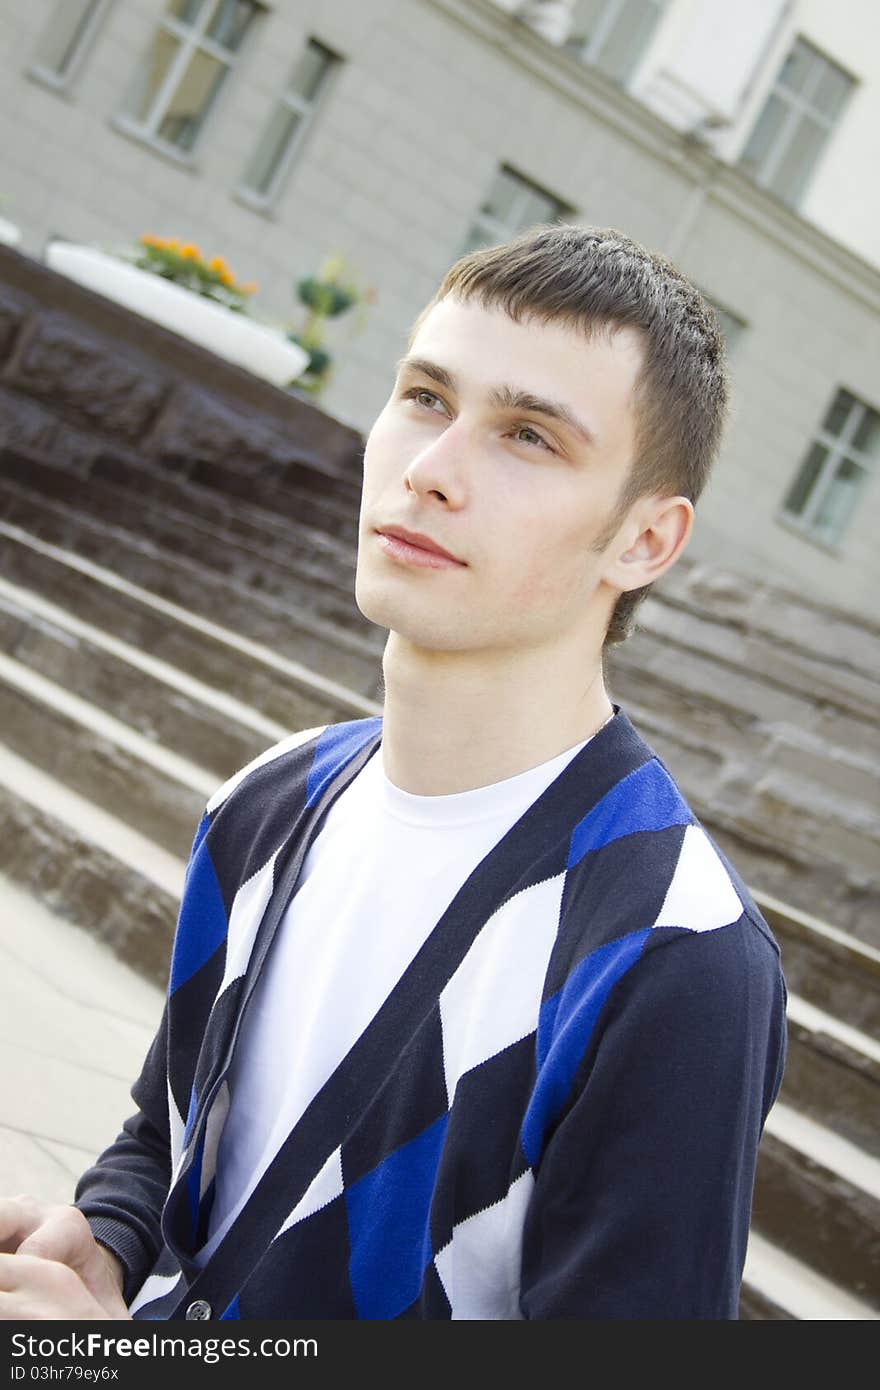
left=185, top=1299, right=212, bottom=1320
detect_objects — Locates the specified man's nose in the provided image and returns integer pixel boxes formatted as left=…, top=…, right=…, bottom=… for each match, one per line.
left=402, top=422, right=468, bottom=507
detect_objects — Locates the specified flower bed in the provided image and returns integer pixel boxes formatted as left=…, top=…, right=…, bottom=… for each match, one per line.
left=45, top=240, right=308, bottom=388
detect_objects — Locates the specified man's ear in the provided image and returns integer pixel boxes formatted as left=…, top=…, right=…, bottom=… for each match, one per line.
left=605, top=496, right=694, bottom=593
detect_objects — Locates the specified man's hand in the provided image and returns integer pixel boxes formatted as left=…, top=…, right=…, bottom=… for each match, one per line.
left=0, top=1196, right=130, bottom=1320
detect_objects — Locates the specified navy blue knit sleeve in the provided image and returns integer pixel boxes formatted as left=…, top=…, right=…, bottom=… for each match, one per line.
left=519, top=918, right=787, bottom=1319
left=71, top=790, right=234, bottom=1304
left=73, top=1002, right=173, bottom=1306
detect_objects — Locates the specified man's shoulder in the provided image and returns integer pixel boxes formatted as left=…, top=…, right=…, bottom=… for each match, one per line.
left=206, top=716, right=384, bottom=818
left=565, top=709, right=781, bottom=961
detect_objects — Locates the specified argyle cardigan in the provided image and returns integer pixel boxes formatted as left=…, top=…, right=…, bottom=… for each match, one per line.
left=75, top=708, right=787, bottom=1320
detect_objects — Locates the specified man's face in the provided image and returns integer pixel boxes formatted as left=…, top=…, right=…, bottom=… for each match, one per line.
left=355, top=296, right=645, bottom=659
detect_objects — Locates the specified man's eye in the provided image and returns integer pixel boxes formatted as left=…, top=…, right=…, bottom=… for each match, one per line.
left=402, top=386, right=445, bottom=413
left=512, top=425, right=553, bottom=451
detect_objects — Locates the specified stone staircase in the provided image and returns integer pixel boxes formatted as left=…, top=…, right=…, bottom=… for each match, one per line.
left=0, top=241, right=877, bottom=1320
left=0, top=441, right=877, bottom=1321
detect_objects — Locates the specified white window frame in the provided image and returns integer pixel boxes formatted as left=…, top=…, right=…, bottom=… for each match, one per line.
left=463, top=164, right=573, bottom=254
left=237, top=37, right=340, bottom=209
left=115, top=0, right=262, bottom=162
left=566, top=0, right=665, bottom=84
left=740, top=36, right=855, bottom=204
left=28, top=0, right=114, bottom=92
left=779, top=390, right=877, bottom=549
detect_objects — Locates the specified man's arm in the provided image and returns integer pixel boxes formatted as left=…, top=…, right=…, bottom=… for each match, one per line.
left=519, top=921, right=787, bottom=1319
left=72, top=998, right=175, bottom=1305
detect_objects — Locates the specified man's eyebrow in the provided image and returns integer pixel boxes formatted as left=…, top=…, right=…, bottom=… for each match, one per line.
left=394, top=355, right=597, bottom=449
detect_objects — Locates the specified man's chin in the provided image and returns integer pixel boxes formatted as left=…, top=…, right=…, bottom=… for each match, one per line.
left=355, top=577, right=481, bottom=654
left=353, top=580, right=392, bottom=632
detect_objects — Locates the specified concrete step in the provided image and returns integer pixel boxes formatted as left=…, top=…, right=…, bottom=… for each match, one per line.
left=774, top=993, right=880, bottom=1157
left=0, top=451, right=369, bottom=639
left=0, top=745, right=182, bottom=986
left=89, top=449, right=360, bottom=564
left=656, top=557, right=880, bottom=687
left=752, top=1102, right=880, bottom=1313
left=0, top=651, right=210, bottom=860
left=0, top=471, right=382, bottom=655
left=741, top=1231, right=878, bottom=1320
left=631, top=571, right=880, bottom=733
left=0, top=525, right=381, bottom=728
left=0, top=516, right=384, bottom=700
left=0, top=581, right=286, bottom=782
left=755, top=889, right=880, bottom=1041
left=155, top=449, right=361, bottom=546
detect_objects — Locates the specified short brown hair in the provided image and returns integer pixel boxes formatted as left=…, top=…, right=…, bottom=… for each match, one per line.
left=409, top=223, right=729, bottom=646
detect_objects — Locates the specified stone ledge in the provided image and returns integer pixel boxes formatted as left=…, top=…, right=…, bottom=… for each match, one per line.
left=0, top=243, right=365, bottom=474
left=0, top=783, right=178, bottom=990
left=0, top=672, right=207, bottom=860
left=0, top=526, right=380, bottom=723
left=752, top=1129, right=880, bottom=1311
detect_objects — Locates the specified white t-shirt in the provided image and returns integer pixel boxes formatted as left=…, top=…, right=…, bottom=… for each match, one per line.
left=198, top=734, right=596, bottom=1260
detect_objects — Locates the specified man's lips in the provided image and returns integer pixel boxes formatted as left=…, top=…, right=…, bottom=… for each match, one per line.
left=375, top=525, right=466, bottom=569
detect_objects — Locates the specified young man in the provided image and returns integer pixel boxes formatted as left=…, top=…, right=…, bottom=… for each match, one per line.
left=0, top=224, right=786, bottom=1320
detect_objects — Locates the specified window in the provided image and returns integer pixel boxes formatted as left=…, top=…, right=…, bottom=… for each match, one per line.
left=739, top=37, right=854, bottom=206
left=564, top=0, right=666, bottom=84
left=238, top=37, right=339, bottom=204
left=781, top=389, right=878, bottom=547
left=118, top=0, right=261, bottom=157
left=460, top=165, right=573, bottom=255
left=29, top=0, right=113, bottom=89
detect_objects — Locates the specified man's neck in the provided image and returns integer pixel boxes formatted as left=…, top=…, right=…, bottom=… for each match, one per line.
left=379, top=633, right=615, bottom=795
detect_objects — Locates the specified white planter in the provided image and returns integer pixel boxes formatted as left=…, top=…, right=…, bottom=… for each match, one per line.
left=45, top=240, right=309, bottom=388
left=0, top=216, right=22, bottom=248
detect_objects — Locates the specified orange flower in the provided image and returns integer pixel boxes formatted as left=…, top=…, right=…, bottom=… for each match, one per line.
left=179, top=243, right=202, bottom=261
left=165, top=238, right=181, bottom=252
left=208, top=255, right=235, bottom=287
left=139, top=233, right=160, bottom=247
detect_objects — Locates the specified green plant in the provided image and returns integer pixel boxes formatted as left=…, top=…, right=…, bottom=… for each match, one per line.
left=133, top=234, right=258, bottom=313
left=286, top=252, right=375, bottom=396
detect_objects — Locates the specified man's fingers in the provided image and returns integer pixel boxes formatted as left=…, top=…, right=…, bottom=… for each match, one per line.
left=0, top=1252, right=123, bottom=1321
left=0, top=1196, right=47, bottom=1253
left=0, top=1252, right=72, bottom=1293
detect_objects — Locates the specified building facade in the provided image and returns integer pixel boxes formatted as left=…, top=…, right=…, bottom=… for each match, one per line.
left=1, top=0, right=878, bottom=621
